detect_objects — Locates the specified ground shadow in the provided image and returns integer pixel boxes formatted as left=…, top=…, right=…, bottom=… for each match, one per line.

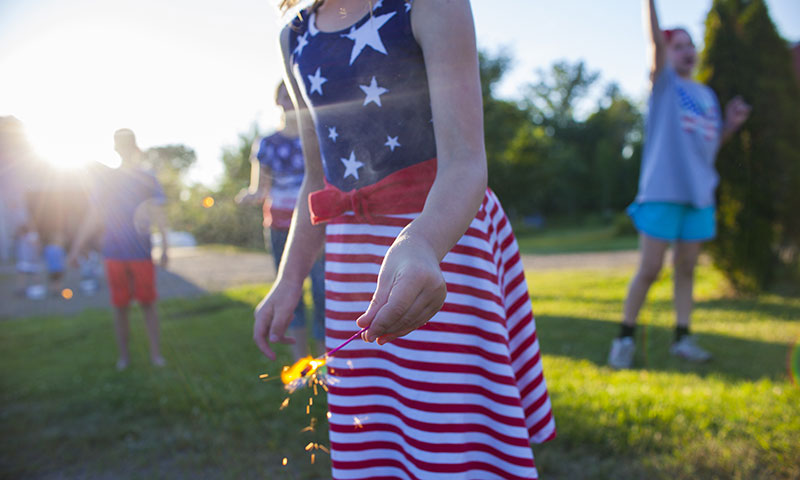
left=532, top=293, right=800, bottom=324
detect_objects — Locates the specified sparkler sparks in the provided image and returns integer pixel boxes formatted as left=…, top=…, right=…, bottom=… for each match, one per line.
left=264, top=327, right=368, bottom=470
left=279, top=327, right=368, bottom=392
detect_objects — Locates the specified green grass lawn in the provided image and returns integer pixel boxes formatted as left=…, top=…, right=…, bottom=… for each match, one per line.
left=1, top=266, right=798, bottom=479
left=515, top=225, right=638, bottom=255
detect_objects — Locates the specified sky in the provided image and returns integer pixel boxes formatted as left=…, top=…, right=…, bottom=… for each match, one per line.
left=1, top=0, right=799, bottom=185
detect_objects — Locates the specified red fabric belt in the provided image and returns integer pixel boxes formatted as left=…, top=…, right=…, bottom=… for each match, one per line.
left=309, top=158, right=437, bottom=225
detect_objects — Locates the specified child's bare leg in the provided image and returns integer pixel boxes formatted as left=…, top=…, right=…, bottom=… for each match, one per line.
left=141, top=302, right=164, bottom=366
left=113, top=306, right=131, bottom=369
left=623, top=235, right=670, bottom=326
left=673, top=241, right=702, bottom=328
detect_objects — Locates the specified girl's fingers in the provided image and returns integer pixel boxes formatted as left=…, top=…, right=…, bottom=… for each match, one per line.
left=377, top=296, right=444, bottom=345
left=253, top=306, right=276, bottom=360
left=365, top=277, right=424, bottom=343
left=254, top=299, right=298, bottom=360
left=356, top=264, right=396, bottom=333
left=268, top=306, right=297, bottom=345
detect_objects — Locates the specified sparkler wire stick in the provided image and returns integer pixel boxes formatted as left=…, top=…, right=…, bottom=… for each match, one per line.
left=325, top=327, right=368, bottom=358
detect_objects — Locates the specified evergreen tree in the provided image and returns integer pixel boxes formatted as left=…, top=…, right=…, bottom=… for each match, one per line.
left=698, top=0, right=800, bottom=290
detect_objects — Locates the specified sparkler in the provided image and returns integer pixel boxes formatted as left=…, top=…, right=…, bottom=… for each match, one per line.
left=270, top=326, right=368, bottom=470
left=280, top=327, right=368, bottom=391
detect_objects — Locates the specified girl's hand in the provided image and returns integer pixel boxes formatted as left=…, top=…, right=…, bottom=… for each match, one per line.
left=724, top=96, right=752, bottom=132
left=253, top=280, right=302, bottom=360
left=356, top=236, right=447, bottom=345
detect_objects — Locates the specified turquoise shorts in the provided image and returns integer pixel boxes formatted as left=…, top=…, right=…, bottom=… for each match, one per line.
left=627, top=202, right=716, bottom=242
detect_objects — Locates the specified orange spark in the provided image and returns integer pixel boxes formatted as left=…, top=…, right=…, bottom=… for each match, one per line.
left=282, top=457, right=288, bottom=466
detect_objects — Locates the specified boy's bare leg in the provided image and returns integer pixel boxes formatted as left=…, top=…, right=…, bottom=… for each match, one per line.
left=141, top=302, right=165, bottom=366
left=113, top=306, right=131, bottom=370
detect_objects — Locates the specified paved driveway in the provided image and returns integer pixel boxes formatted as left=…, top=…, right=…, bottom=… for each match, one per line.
left=1, top=247, right=641, bottom=320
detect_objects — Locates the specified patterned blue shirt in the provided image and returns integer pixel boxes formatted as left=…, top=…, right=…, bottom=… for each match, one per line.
left=257, top=132, right=305, bottom=228
left=636, top=66, right=723, bottom=208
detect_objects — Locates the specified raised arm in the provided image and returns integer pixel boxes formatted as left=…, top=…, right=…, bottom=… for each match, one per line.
left=355, top=0, right=488, bottom=344
left=721, top=96, right=752, bottom=144
left=252, top=25, right=327, bottom=359
left=644, top=0, right=667, bottom=82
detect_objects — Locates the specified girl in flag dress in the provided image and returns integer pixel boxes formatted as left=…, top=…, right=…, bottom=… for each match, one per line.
left=254, top=1, right=555, bottom=478
left=608, top=0, right=751, bottom=369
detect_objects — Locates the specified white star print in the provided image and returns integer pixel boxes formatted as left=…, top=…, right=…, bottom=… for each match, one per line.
left=341, top=151, right=364, bottom=180
left=293, top=32, right=309, bottom=58
left=328, top=127, right=339, bottom=142
left=372, top=0, right=383, bottom=11
left=308, top=13, right=320, bottom=36
left=385, top=135, right=401, bottom=151
left=307, top=67, right=327, bottom=96
left=360, top=76, right=388, bottom=107
left=405, top=2, right=411, bottom=12
left=340, top=12, right=396, bottom=65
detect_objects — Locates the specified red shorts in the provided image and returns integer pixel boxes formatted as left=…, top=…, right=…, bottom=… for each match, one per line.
left=104, top=259, right=157, bottom=307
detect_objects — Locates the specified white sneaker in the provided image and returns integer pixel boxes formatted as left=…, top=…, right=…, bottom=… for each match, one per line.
left=670, top=336, right=712, bottom=363
left=608, top=337, right=635, bottom=369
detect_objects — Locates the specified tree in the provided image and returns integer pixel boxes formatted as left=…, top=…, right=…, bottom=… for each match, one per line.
left=698, top=0, right=800, bottom=290
left=479, top=49, right=532, bottom=212
left=188, top=127, right=264, bottom=248
left=580, top=85, right=643, bottom=214
left=221, top=124, right=261, bottom=192
left=145, top=144, right=197, bottom=227
left=523, top=60, right=600, bottom=128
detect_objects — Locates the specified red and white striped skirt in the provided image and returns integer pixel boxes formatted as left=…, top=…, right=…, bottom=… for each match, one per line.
left=324, top=189, right=555, bottom=480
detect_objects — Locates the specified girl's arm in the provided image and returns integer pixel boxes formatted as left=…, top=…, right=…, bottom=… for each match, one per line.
left=356, top=0, right=488, bottom=344
left=253, top=26, right=327, bottom=360
left=644, top=0, right=667, bottom=83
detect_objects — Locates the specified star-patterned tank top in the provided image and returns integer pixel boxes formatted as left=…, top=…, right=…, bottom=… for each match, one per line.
left=288, top=0, right=436, bottom=192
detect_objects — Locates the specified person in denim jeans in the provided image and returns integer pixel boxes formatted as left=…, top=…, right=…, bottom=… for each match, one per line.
left=237, top=82, right=325, bottom=360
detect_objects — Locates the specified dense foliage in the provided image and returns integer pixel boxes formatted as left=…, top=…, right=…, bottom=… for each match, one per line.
left=698, top=0, right=800, bottom=290
left=149, top=127, right=266, bottom=249
left=480, top=53, right=643, bottom=221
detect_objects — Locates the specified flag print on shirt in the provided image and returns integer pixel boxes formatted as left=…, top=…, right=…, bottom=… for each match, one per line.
left=289, top=0, right=436, bottom=192
left=677, top=84, right=721, bottom=144
left=256, top=133, right=305, bottom=229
